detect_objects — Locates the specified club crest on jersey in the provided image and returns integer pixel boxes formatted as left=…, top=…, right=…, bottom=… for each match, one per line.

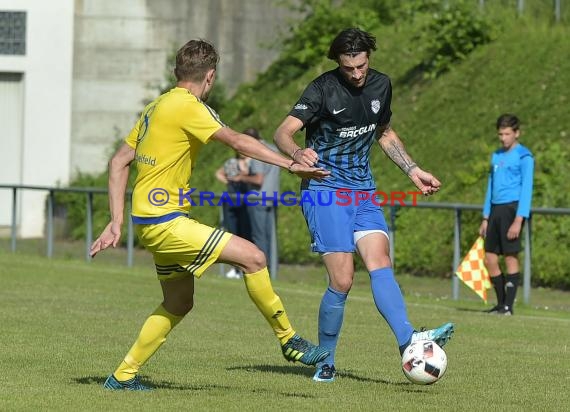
left=371, top=99, right=381, bottom=114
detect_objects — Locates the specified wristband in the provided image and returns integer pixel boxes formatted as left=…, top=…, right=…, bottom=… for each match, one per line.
left=292, top=148, right=302, bottom=160
left=287, top=162, right=296, bottom=174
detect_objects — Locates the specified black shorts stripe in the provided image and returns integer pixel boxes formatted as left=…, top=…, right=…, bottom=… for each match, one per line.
left=155, top=264, right=186, bottom=275
left=156, top=263, right=184, bottom=270
left=186, top=228, right=226, bottom=275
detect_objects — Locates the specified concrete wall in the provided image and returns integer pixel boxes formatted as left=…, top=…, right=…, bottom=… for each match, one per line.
left=71, top=0, right=299, bottom=175
left=0, top=0, right=74, bottom=237
left=0, top=0, right=298, bottom=238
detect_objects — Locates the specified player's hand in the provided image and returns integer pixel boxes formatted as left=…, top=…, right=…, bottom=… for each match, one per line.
left=507, top=220, right=522, bottom=240
left=408, top=168, right=441, bottom=196
left=479, top=220, right=488, bottom=238
left=292, top=147, right=319, bottom=167
left=289, top=162, right=330, bottom=181
left=90, top=221, right=122, bottom=258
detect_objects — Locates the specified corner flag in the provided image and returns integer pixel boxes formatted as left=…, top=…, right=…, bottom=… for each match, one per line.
left=455, top=237, right=491, bottom=302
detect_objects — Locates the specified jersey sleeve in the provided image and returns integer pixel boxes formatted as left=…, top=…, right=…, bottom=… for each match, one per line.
left=124, top=116, right=142, bottom=149
left=287, top=80, right=323, bottom=126
left=179, top=100, right=226, bottom=144
left=482, top=157, right=493, bottom=218
left=379, top=79, right=393, bottom=126
left=516, top=150, right=534, bottom=218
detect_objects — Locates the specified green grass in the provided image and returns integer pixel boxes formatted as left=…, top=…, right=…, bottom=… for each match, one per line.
left=1, top=249, right=569, bottom=411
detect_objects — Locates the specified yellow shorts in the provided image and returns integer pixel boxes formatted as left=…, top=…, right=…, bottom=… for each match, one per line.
left=135, top=216, right=232, bottom=280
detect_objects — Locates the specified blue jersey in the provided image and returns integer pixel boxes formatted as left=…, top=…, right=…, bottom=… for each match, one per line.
left=288, top=68, right=392, bottom=190
left=483, top=143, right=534, bottom=218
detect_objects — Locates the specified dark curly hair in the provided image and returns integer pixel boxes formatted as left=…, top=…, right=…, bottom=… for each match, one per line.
left=327, top=28, right=377, bottom=61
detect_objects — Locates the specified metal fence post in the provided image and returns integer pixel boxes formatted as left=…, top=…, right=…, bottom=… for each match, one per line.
left=555, top=0, right=561, bottom=22
left=218, top=206, right=226, bottom=276
left=269, top=204, right=278, bottom=280
left=523, top=217, right=532, bottom=304
left=452, top=208, right=461, bottom=300
left=127, top=199, right=134, bottom=267
left=85, top=192, right=93, bottom=262
left=11, top=187, right=17, bottom=252
left=46, top=190, right=54, bottom=258
left=518, top=0, right=525, bottom=15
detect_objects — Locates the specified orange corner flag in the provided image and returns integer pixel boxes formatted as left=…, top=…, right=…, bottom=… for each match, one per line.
left=455, top=237, right=492, bottom=302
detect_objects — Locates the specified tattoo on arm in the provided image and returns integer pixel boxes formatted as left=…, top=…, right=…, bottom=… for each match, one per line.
left=380, top=131, right=417, bottom=175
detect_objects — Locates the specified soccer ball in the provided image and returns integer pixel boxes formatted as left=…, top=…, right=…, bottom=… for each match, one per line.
left=401, top=340, right=448, bottom=385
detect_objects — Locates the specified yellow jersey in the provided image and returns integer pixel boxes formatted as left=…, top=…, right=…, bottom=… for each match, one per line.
left=125, top=87, right=224, bottom=223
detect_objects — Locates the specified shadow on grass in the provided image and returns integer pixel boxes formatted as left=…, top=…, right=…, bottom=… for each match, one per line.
left=227, top=364, right=314, bottom=378
left=74, top=376, right=229, bottom=391
left=455, top=306, right=493, bottom=314
left=228, top=364, right=410, bottom=387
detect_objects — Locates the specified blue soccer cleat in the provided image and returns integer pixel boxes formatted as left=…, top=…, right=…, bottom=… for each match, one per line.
left=410, top=322, right=455, bottom=348
left=103, top=374, right=152, bottom=391
left=281, top=334, right=330, bottom=366
left=313, top=364, right=336, bottom=382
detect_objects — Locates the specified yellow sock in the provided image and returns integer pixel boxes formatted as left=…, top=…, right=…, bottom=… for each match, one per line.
left=243, top=267, right=296, bottom=345
left=114, top=304, right=183, bottom=382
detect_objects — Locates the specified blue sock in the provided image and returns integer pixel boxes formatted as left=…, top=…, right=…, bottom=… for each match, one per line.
left=318, top=286, right=347, bottom=366
left=369, top=267, right=414, bottom=348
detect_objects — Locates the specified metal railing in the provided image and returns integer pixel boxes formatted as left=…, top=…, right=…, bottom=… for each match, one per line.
left=1, top=185, right=136, bottom=265
left=0, top=184, right=279, bottom=276
left=387, top=201, right=570, bottom=304
left=2, top=184, right=570, bottom=304
left=477, top=0, right=564, bottom=22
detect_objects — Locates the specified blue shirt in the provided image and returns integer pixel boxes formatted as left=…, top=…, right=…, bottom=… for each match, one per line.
left=483, top=143, right=534, bottom=218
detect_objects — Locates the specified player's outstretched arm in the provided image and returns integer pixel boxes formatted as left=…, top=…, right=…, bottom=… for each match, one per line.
left=378, top=125, right=441, bottom=196
left=273, top=115, right=319, bottom=167
left=90, top=143, right=135, bottom=257
left=212, top=126, right=330, bottom=180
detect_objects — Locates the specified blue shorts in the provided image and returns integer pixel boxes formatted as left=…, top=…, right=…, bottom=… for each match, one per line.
left=300, top=189, right=389, bottom=253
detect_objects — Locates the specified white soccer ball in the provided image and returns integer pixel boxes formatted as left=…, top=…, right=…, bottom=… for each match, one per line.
left=401, top=340, right=448, bottom=385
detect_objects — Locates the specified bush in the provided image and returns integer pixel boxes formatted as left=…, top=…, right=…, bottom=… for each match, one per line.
left=405, top=0, right=495, bottom=79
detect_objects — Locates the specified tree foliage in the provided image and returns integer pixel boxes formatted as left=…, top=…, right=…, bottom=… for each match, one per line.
left=403, top=0, right=495, bottom=79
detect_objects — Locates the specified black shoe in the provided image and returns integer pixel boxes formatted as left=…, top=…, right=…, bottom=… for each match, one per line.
left=497, top=306, right=513, bottom=315
left=485, top=305, right=502, bottom=313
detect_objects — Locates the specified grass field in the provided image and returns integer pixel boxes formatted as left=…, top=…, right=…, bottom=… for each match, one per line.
left=1, top=248, right=569, bottom=411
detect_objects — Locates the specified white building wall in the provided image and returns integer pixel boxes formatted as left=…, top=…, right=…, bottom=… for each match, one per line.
left=0, top=0, right=74, bottom=237
left=0, top=0, right=297, bottom=239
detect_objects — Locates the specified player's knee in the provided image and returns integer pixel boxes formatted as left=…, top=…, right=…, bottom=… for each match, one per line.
left=484, top=254, right=497, bottom=267
left=243, top=246, right=267, bottom=272
left=334, top=278, right=353, bottom=293
left=164, top=298, right=194, bottom=316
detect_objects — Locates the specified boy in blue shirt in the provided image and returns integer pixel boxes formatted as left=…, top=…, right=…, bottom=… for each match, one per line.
left=479, top=114, right=534, bottom=315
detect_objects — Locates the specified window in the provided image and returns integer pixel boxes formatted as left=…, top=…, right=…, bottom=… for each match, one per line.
left=0, top=11, right=26, bottom=55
